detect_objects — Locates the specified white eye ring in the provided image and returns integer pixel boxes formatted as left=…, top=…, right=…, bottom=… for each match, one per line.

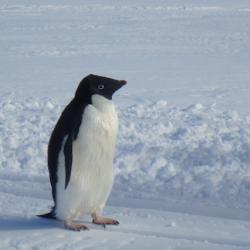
left=98, top=84, right=105, bottom=90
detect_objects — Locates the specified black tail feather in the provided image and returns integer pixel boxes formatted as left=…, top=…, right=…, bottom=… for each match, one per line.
left=37, top=207, right=56, bottom=220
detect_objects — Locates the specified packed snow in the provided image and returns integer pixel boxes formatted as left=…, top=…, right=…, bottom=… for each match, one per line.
left=1, top=0, right=250, bottom=249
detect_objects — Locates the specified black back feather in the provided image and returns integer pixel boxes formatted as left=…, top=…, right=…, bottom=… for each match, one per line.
left=48, top=99, right=87, bottom=202
left=47, top=76, right=91, bottom=204
left=64, top=133, right=73, bottom=189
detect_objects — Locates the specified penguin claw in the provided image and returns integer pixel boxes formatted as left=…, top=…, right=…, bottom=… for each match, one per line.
left=92, top=219, right=105, bottom=228
left=113, top=220, right=119, bottom=225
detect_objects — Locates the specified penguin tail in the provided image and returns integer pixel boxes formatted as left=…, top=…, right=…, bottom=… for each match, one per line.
left=37, top=207, right=56, bottom=220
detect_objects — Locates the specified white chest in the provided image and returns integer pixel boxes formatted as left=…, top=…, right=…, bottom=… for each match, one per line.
left=74, top=95, right=118, bottom=170
left=75, top=95, right=118, bottom=159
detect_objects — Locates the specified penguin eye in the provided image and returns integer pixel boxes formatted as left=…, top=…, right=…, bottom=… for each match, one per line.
left=98, top=84, right=105, bottom=90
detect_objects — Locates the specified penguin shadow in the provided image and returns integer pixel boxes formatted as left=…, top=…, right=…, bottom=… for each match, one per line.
left=0, top=215, right=60, bottom=231
left=0, top=216, right=104, bottom=231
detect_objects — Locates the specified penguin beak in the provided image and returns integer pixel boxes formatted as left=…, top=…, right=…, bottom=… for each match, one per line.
left=118, top=80, right=127, bottom=86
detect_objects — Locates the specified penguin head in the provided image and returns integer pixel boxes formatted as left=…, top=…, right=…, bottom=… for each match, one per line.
left=75, top=74, right=127, bottom=102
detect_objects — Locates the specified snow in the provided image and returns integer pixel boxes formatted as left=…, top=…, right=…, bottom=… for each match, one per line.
left=116, top=101, right=250, bottom=209
left=1, top=0, right=250, bottom=249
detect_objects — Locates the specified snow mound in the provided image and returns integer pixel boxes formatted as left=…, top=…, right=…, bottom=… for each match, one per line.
left=0, top=94, right=61, bottom=175
left=1, top=94, right=250, bottom=209
left=115, top=101, right=250, bottom=208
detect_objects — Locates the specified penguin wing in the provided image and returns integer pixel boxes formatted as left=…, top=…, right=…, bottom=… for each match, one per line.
left=64, top=132, right=73, bottom=189
left=63, top=103, right=87, bottom=189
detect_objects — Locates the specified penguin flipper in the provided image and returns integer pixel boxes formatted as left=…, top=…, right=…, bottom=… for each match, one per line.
left=64, top=133, right=73, bottom=189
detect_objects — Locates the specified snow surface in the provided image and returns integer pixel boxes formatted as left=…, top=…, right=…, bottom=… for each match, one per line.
left=1, top=0, right=250, bottom=249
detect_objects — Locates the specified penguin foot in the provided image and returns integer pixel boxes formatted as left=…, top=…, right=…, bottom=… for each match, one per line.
left=64, top=220, right=89, bottom=231
left=92, top=216, right=120, bottom=228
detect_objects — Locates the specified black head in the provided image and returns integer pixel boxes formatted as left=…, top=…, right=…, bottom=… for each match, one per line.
left=75, top=74, right=126, bottom=103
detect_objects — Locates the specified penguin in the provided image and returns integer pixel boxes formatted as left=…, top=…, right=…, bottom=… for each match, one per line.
left=38, top=74, right=126, bottom=231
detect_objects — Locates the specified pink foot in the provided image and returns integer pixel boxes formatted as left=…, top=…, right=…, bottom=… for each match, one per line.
left=64, top=220, right=89, bottom=231
left=92, top=217, right=119, bottom=228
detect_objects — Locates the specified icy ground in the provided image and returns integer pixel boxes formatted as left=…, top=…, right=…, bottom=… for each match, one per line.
left=1, top=0, right=250, bottom=249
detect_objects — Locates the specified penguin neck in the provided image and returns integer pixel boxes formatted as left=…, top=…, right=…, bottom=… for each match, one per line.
left=91, top=94, right=114, bottom=112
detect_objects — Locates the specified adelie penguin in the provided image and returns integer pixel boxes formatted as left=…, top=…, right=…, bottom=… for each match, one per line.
left=38, top=74, right=126, bottom=231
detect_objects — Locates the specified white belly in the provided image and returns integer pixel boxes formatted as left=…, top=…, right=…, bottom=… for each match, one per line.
left=56, top=95, right=118, bottom=220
